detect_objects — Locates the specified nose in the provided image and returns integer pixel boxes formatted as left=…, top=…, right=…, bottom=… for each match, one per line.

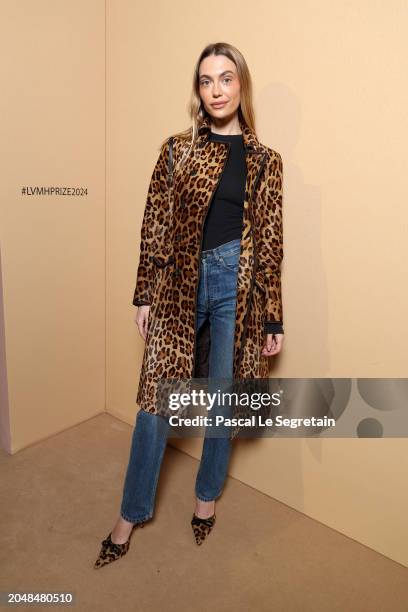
left=212, top=83, right=221, bottom=96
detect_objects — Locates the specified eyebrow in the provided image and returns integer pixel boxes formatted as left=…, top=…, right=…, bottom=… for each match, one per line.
left=199, top=70, right=235, bottom=79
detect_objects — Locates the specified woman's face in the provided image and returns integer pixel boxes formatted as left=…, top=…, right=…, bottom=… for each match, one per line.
left=198, top=54, right=241, bottom=122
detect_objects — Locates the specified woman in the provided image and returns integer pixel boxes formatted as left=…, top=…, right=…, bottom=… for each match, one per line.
left=94, top=41, right=284, bottom=569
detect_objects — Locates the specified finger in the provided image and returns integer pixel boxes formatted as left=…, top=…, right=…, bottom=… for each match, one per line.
left=261, top=336, right=280, bottom=356
left=142, top=315, right=149, bottom=341
left=264, top=334, right=276, bottom=352
left=137, top=317, right=146, bottom=340
left=265, top=333, right=274, bottom=351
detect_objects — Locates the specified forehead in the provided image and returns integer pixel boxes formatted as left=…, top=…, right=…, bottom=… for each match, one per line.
left=199, top=54, right=237, bottom=76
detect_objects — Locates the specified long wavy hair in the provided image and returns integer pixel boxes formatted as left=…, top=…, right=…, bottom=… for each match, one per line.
left=161, top=42, right=257, bottom=174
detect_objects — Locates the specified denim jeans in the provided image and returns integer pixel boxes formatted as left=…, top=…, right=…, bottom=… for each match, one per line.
left=120, top=238, right=241, bottom=524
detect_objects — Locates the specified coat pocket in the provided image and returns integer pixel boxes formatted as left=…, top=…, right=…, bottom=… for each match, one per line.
left=149, top=253, right=175, bottom=309
left=151, top=254, right=175, bottom=268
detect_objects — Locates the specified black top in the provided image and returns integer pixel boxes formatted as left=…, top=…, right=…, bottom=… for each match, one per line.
left=202, top=133, right=247, bottom=251
left=202, top=131, right=284, bottom=336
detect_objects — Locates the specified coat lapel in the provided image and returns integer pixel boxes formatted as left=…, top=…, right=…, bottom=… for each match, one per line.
left=196, top=114, right=267, bottom=209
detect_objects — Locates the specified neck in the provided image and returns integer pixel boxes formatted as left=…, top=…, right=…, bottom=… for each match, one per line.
left=210, top=112, right=242, bottom=136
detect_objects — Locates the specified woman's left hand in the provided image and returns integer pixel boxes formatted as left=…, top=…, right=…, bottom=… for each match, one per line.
left=261, top=333, right=284, bottom=356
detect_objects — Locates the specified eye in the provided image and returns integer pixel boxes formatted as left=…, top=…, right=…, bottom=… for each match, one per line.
left=223, top=77, right=232, bottom=84
left=200, top=80, right=210, bottom=86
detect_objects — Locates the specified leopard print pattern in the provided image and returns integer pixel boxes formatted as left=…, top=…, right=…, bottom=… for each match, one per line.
left=191, top=513, right=216, bottom=545
left=133, top=115, right=284, bottom=440
left=93, top=523, right=144, bottom=569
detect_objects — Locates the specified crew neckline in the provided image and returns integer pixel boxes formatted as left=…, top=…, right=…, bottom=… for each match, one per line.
left=209, top=131, right=243, bottom=140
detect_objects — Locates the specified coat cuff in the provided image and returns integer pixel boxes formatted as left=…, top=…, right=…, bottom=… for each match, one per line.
left=264, top=320, right=284, bottom=334
left=133, top=298, right=151, bottom=306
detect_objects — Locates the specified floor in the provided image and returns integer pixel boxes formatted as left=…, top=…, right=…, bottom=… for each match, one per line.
left=1, top=413, right=407, bottom=612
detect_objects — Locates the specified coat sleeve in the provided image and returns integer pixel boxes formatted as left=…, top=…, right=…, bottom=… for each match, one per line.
left=132, top=140, right=170, bottom=306
left=256, top=149, right=284, bottom=324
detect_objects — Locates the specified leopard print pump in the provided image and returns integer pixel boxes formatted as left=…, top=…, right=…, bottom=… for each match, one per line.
left=191, top=513, right=216, bottom=546
left=93, top=522, right=144, bottom=569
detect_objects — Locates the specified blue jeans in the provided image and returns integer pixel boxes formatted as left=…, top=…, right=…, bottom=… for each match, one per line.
left=120, top=238, right=241, bottom=523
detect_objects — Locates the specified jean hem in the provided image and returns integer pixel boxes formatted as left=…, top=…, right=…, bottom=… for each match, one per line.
left=195, top=492, right=220, bottom=502
left=120, top=509, right=153, bottom=524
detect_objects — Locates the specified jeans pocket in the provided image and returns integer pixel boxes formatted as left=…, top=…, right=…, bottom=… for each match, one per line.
left=217, top=249, right=240, bottom=273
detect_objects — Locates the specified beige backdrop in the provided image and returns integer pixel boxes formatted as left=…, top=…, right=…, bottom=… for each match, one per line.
left=0, top=0, right=407, bottom=567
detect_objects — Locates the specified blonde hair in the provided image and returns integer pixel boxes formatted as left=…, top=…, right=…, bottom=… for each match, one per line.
left=161, top=42, right=257, bottom=174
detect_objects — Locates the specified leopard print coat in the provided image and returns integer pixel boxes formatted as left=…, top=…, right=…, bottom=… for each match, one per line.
left=132, top=114, right=283, bottom=440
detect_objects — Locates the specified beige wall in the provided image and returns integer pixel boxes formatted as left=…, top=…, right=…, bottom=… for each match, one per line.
left=1, top=1, right=407, bottom=567
left=0, top=0, right=106, bottom=451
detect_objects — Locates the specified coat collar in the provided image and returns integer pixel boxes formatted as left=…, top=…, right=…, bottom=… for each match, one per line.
left=197, top=113, right=262, bottom=153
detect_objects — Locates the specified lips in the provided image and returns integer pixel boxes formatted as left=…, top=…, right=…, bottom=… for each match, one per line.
left=212, top=102, right=227, bottom=108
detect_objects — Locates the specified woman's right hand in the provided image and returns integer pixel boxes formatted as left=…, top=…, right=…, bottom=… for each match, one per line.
left=134, top=305, right=151, bottom=341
